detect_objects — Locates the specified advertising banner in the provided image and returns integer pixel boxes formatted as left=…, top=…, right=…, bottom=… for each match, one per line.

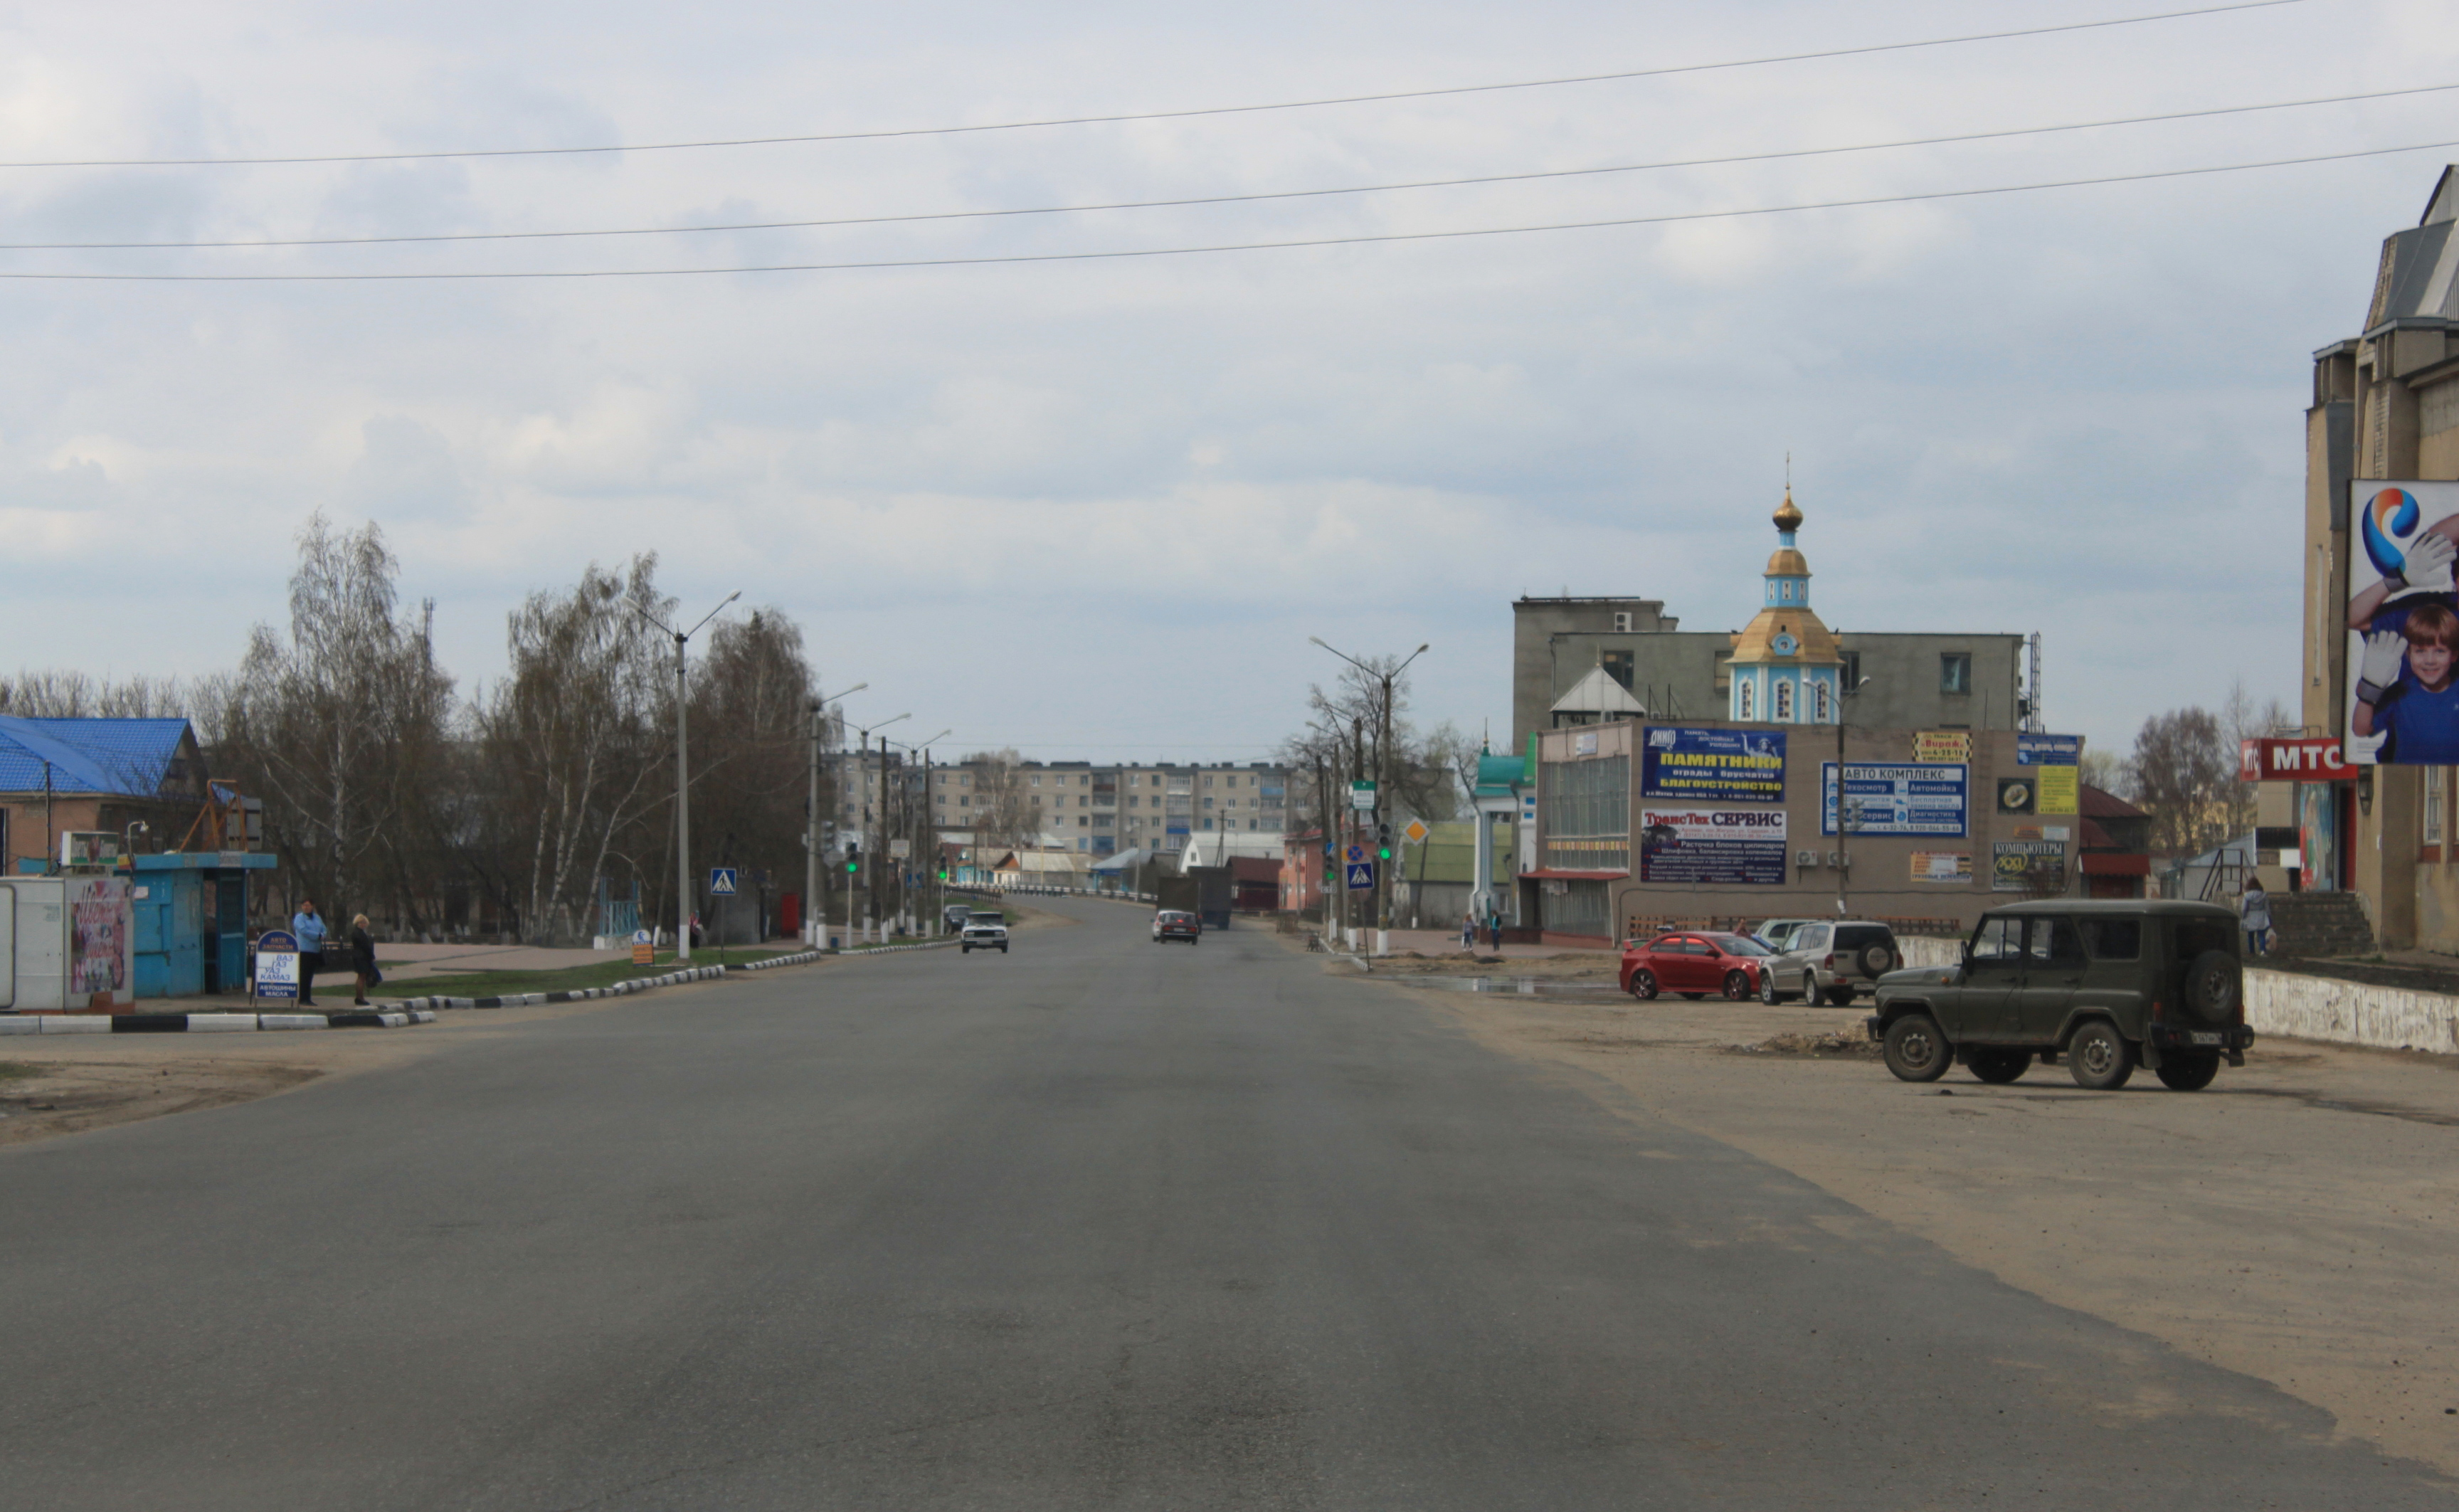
left=1640, top=727, right=1786, bottom=803
left=1914, top=731, right=1971, bottom=763
left=1821, top=763, right=1968, bottom=837
left=2239, top=736, right=2357, bottom=782
left=1637, top=807, right=1787, bottom=885
left=1992, top=840, right=2068, bottom=892
left=67, top=877, right=132, bottom=1000
left=253, top=927, right=300, bottom=1001
left=2346, top=480, right=2459, bottom=763
left=1910, top=852, right=1972, bottom=883
left=2018, top=734, right=2081, bottom=814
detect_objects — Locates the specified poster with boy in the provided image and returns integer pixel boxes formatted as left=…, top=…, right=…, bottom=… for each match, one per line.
left=2347, top=480, right=2459, bottom=765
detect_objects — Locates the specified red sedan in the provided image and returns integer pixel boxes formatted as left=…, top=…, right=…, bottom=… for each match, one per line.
left=1622, top=931, right=1772, bottom=1002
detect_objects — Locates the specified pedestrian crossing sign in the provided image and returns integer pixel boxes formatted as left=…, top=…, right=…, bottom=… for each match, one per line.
left=709, top=867, right=739, bottom=896
left=1345, top=861, right=1375, bottom=891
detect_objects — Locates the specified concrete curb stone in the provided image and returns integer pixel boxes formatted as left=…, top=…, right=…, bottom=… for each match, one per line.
left=0, top=1008, right=438, bottom=1035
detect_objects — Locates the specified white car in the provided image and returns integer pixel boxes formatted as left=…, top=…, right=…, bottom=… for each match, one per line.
left=961, top=912, right=1010, bottom=954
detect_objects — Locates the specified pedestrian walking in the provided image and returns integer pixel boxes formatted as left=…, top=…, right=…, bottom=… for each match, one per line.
left=1460, top=911, right=1475, bottom=949
left=349, top=914, right=378, bottom=1005
left=2241, top=877, right=2273, bottom=958
left=291, top=899, right=327, bottom=1006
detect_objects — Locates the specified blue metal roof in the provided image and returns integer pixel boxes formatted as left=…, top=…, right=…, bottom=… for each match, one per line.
left=0, top=717, right=192, bottom=797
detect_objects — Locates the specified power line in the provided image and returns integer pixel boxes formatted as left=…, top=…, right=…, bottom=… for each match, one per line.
left=0, top=0, right=2305, bottom=170
left=10, top=79, right=2441, bottom=253
left=0, top=134, right=2443, bottom=282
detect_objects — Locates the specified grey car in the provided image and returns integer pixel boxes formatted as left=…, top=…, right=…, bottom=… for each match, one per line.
left=1757, top=921, right=1902, bottom=1005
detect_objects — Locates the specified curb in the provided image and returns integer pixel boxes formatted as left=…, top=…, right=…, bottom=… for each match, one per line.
left=0, top=1008, right=439, bottom=1035
left=372, top=947, right=840, bottom=1013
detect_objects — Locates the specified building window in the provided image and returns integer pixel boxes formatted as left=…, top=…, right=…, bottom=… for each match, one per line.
left=1773, top=679, right=1794, bottom=721
left=2429, top=773, right=2445, bottom=847
left=1613, top=611, right=1632, bottom=632
left=1941, top=653, right=1972, bottom=695
left=1738, top=679, right=1755, bottom=720
left=1601, top=649, right=1634, bottom=692
left=1841, top=650, right=1861, bottom=692
left=1813, top=680, right=1831, bottom=722
left=1031, top=775, right=1041, bottom=786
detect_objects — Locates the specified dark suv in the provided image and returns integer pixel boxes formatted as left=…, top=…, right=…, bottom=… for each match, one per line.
left=1866, top=900, right=2253, bottom=1091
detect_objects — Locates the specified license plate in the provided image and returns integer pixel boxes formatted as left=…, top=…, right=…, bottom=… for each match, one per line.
left=2190, top=1032, right=2222, bottom=1046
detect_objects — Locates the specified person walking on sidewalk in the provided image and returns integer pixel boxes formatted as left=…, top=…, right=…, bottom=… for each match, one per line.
left=349, top=914, right=378, bottom=1005
left=2241, top=877, right=2273, bottom=957
left=291, top=899, right=327, bottom=1007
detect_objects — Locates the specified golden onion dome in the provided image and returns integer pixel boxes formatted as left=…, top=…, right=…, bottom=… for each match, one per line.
left=1773, top=487, right=1804, bottom=532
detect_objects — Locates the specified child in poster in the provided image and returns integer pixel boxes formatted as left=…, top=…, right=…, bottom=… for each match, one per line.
left=2352, top=603, right=2459, bottom=764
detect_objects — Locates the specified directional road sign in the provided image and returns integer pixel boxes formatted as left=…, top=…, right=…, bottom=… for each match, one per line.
left=709, top=867, right=739, bottom=896
left=1350, top=781, right=1377, bottom=812
left=1345, top=861, right=1376, bottom=891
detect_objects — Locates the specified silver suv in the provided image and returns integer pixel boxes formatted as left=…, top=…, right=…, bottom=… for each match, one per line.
left=1758, top=921, right=1901, bottom=1005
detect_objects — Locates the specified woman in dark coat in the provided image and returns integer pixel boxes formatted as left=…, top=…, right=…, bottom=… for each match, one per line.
left=350, top=914, right=378, bottom=1005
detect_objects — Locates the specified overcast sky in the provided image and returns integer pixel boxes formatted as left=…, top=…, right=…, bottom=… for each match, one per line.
left=0, top=0, right=2449, bottom=763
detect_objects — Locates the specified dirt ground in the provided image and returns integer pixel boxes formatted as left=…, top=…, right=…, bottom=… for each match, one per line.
left=1375, top=969, right=2459, bottom=1476
left=1333, top=949, right=1622, bottom=980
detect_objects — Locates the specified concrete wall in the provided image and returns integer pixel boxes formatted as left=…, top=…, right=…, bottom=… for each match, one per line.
left=1898, top=935, right=2458, bottom=1055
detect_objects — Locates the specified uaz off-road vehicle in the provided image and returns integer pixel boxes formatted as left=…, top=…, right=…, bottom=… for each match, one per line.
left=1865, top=899, right=2253, bottom=1091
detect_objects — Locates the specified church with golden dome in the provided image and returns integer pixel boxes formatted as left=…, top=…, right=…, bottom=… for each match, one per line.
left=1724, top=487, right=1846, bottom=725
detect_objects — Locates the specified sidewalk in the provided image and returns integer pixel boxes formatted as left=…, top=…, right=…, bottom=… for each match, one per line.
left=1350, top=927, right=1612, bottom=960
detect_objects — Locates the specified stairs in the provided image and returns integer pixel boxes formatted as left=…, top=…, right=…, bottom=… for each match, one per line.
left=2265, top=892, right=2374, bottom=957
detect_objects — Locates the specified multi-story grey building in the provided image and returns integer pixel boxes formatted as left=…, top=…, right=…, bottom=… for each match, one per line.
left=894, top=758, right=1289, bottom=857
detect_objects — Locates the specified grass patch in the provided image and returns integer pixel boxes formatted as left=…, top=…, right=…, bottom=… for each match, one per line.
left=0, top=1062, right=38, bottom=1083
left=371, top=947, right=810, bottom=1002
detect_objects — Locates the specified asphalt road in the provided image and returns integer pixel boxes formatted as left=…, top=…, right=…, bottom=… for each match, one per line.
left=1, top=899, right=2446, bottom=1509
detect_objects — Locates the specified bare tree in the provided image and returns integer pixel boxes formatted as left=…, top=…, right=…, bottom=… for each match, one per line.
left=2078, top=748, right=2127, bottom=799
left=2129, top=707, right=2234, bottom=856
left=472, top=556, right=673, bottom=943
left=958, top=749, right=1035, bottom=855
left=217, top=513, right=457, bottom=920
left=2218, top=677, right=2297, bottom=837
left=688, top=608, right=818, bottom=939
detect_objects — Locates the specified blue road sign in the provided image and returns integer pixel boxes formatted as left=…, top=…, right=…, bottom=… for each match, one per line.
left=1345, top=845, right=1366, bottom=865
left=709, top=867, right=739, bottom=896
left=1345, top=861, right=1375, bottom=891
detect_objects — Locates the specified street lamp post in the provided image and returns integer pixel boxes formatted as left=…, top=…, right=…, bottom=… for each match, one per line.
left=850, top=714, right=910, bottom=942
left=880, top=729, right=950, bottom=935
left=1836, top=674, right=1873, bottom=916
left=1309, top=637, right=1429, bottom=958
left=634, top=591, right=740, bottom=963
left=808, top=683, right=867, bottom=947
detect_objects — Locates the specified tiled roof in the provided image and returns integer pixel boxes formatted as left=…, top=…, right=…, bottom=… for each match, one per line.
left=0, top=717, right=191, bottom=797
left=2078, top=783, right=2147, bottom=820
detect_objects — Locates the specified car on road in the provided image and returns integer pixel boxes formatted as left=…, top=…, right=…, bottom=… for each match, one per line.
left=1153, top=909, right=1201, bottom=944
left=1866, top=899, right=2254, bottom=1091
left=943, top=904, right=973, bottom=935
left=961, top=911, right=1010, bottom=954
left=1757, top=921, right=1901, bottom=1005
left=1622, top=931, right=1770, bottom=1001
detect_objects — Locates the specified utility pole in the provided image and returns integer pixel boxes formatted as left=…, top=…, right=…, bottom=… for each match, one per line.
left=1836, top=673, right=1872, bottom=916
left=850, top=714, right=909, bottom=941
left=807, top=683, right=867, bottom=947
left=633, top=591, right=740, bottom=963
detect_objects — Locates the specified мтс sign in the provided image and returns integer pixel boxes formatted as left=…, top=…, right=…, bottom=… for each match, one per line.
left=2239, top=738, right=2357, bottom=782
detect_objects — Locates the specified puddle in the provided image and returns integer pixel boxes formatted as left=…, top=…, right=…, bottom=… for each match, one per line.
left=1419, top=976, right=1629, bottom=1000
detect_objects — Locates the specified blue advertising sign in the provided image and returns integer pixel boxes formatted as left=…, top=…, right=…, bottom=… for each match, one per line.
left=1641, top=727, right=1787, bottom=803
left=1822, top=763, right=1969, bottom=837
left=2016, top=735, right=2082, bottom=766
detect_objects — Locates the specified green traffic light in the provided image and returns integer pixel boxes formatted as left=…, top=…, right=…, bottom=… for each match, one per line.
left=1377, top=847, right=1392, bottom=860
left=845, top=861, right=858, bottom=873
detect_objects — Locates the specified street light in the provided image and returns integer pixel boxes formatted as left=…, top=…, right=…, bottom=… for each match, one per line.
left=808, top=682, right=868, bottom=946
left=848, top=712, right=909, bottom=943
left=1836, top=673, right=1873, bottom=917
left=633, top=590, right=740, bottom=962
left=884, top=729, right=952, bottom=934
left=1308, top=637, right=1430, bottom=961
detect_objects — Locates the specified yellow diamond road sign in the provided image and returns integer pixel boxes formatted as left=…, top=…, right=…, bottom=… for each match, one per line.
left=1402, top=818, right=1430, bottom=845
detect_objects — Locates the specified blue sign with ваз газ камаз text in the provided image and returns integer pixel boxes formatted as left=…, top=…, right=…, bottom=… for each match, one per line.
left=1640, top=726, right=1787, bottom=803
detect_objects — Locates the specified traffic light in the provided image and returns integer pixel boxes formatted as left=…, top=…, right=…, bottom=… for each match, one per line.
left=844, top=837, right=861, bottom=874
left=1376, top=821, right=1392, bottom=861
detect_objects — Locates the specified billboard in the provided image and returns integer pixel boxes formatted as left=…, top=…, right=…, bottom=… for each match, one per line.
left=1992, top=840, right=2068, bottom=892
left=1821, top=763, right=1969, bottom=837
left=1637, top=807, right=1787, bottom=885
left=2018, top=734, right=2082, bottom=815
left=1640, top=727, right=1786, bottom=803
left=2347, top=480, right=2459, bottom=764
left=1911, top=852, right=1972, bottom=883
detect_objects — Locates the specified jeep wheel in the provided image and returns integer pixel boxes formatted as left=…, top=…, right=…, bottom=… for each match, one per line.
left=2066, top=1021, right=2135, bottom=1090
left=2155, top=1051, right=2220, bottom=1091
left=1968, top=1049, right=2031, bottom=1084
left=1882, top=1014, right=1953, bottom=1082
left=2183, top=951, right=2243, bottom=1021
left=1629, top=969, right=1658, bottom=1000
left=1723, top=971, right=1751, bottom=1002
left=1825, top=985, right=1856, bottom=1007
left=1758, top=971, right=1781, bottom=1005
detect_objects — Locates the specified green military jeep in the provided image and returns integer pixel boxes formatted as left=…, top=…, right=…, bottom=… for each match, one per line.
left=1865, top=900, right=2255, bottom=1091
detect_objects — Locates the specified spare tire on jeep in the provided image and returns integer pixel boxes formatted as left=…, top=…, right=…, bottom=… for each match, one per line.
left=2182, top=949, right=2241, bottom=1020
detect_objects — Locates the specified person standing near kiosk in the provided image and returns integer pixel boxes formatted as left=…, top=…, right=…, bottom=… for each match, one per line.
left=291, top=899, right=327, bottom=1007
